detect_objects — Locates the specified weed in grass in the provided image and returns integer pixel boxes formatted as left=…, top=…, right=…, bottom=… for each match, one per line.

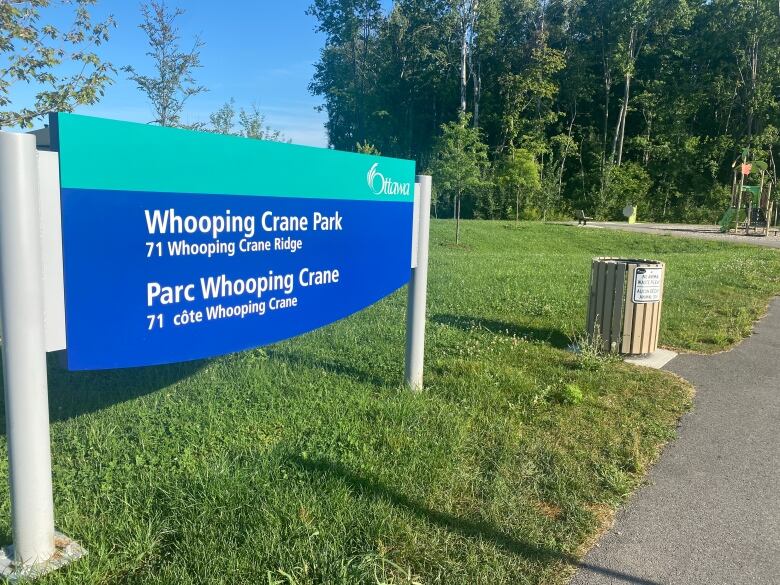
left=551, top=384, right=584, bottom=405
left=596, top=462, right=634, bottom=499
left=572, top=328, right=621, bottom=372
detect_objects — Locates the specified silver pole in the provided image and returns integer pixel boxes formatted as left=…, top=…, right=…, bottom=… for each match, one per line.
left=405, top=175, right=432, bottom=392
left=0, top=132, right=55, bottom=566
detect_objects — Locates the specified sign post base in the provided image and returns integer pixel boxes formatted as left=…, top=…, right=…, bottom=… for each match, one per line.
left=0, top=532, right=86, bottom=582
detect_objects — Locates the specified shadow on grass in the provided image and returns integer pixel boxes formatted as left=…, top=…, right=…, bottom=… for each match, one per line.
left=266, top=349, right=392, bottom=388
left=432, top=314, right=571, bottom=350
left=288, top=455, right=661, bottom=585
left=0, top=353, right=206, bottom=434
left=289, top=454, right=573, bottom=562
left=289, top=457, right=660, bottom=585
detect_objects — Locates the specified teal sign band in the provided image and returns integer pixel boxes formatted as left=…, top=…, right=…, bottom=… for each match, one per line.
left=53, top=113, right=415, bottom=201
left=52, top=114, right=417, bottom=370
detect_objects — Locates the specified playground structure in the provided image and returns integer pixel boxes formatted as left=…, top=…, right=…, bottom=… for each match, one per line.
left=720, top=150, right=777, bottom=236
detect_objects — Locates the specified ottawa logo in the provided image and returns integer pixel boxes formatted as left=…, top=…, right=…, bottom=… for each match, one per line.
left=367, top=163, right=410, bottom=196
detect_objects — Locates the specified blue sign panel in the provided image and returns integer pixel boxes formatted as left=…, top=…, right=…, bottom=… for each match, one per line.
left=51, top=114, right=416, bottom=370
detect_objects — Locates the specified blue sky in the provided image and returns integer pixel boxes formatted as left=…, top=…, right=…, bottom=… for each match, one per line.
left=9, top=1, right=388, bottom=147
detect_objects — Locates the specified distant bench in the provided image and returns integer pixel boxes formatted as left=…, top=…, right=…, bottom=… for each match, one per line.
left=575, top=210, right=593, bottom=226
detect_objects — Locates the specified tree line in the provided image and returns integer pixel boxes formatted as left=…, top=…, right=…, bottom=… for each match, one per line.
left=308, top=0, right=780, bottom=223
left=3, top=1, right=778, bottom=224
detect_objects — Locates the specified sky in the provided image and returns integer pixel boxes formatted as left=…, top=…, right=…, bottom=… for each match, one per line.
left=9, top=1, right=394, bottom=147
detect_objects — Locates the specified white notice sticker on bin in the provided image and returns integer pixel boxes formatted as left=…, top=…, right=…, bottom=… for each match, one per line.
left=632, top=267, right=662, bottom=303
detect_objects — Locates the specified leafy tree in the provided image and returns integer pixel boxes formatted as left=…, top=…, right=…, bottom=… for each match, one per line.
left=308, top=0, right=383, bottom=149
left=208, top=98, right=235, bottom=135
left=429, top=113, right=490, bottom=243
left=209, top=99, right=286, bottom=141
left=356, top=140, right=380, bottom=154
left=310, top=0, right=780, bottom=223
left=720, top=0, right=780, bottom=144
left=604, top=162, right=652, bottom=219
left=123, top=1, right=206, bottom=127
left=496, top=147, right=540, bottom=223
left=447, top=0, right=498, bottom=125
left=608, top=0, right=694, bottom=167
left=238, top=104, right=285, bottom=141
left=468, top=0, right=499, bottom=127
left=0, top=0, right=115, bottom=129
left=498, top=1, right=565, bottom=155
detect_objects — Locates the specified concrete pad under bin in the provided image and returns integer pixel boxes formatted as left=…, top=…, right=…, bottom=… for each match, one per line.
left=624, top=348, right=678, bottom=370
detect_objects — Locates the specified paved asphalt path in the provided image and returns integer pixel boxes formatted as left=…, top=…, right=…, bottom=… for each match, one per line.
left=571, top=221, right=780, bottom=249
left=570, top=299, right=780, bottom=584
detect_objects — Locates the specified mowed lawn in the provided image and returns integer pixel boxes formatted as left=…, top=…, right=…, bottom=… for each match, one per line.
left=5, top=221, right=780, bottom=584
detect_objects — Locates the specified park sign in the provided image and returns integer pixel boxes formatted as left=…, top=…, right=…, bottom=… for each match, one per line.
left=50, top=113, right=417, bottom=370
left=0, top=117, right=430, bottom=574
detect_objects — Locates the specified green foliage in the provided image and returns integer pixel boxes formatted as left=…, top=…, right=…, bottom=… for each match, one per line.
left=0, top=0, right=116, bottom=129
left=602, top=162, right=652, bottom=219
left=537, top=164, right=561, bottom=221
left=208, top=99, right=287, bottom=141
left=309, top=0, right=780, bottom=222
left=356, top=140, right=380, bottom=155
left=208, top=98, right=235, bottom=135
left=307, top=0, right=383, bottom=150
left=123, top=1, right=207, bottom=128
left=501, top=43, right=566, bottom=154
left=429, top=114, right=491, bottom=242
left=495, top=148, right=540, bottom=222
left=551, top=383, right=584, bottom=405
left=238, top=103, right=286, bottom=141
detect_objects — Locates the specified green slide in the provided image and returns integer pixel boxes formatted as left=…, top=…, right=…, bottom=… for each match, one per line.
left=719, top=208, right=736, bottom=233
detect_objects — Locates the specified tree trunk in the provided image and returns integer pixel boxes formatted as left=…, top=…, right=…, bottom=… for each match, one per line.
left=455, top=194, right=462, bottom=244
left=473, top=60, right=481, bottom=127
left=610, top=74, right=630, bottom=166
left=558, top=108, right=576, bottom=202
left=460, top=26, right=468, bottom=115
left=611, top=28, right=635, bottom=167
left=602, top=79, right=610, bottom=161
left=599, top=55, right=611, bottom=204
left=610, top=106, right=621, bottom=165
left=360, top=17, right=369, bottom=146
left=747, top=39, right=758, bottom=143
left=616, top=72, right=631, bottom=166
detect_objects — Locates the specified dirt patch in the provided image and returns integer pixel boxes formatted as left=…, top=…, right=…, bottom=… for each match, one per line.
left=535, top=501, right=563, bottom=520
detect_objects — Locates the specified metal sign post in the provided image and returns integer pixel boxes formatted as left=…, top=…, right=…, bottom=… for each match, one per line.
left=0, top=131, right=83, bottom=579
left=405, top=175, right=432, bottom=392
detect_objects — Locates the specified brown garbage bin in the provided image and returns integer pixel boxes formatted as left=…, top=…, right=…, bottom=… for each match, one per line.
left=586, top=258, right=665, bottom=355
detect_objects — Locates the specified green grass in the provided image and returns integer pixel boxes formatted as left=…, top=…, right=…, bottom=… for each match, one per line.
left=4, top=221, right=779, bottom=584
left=431, top=222, right=780, bottom=353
